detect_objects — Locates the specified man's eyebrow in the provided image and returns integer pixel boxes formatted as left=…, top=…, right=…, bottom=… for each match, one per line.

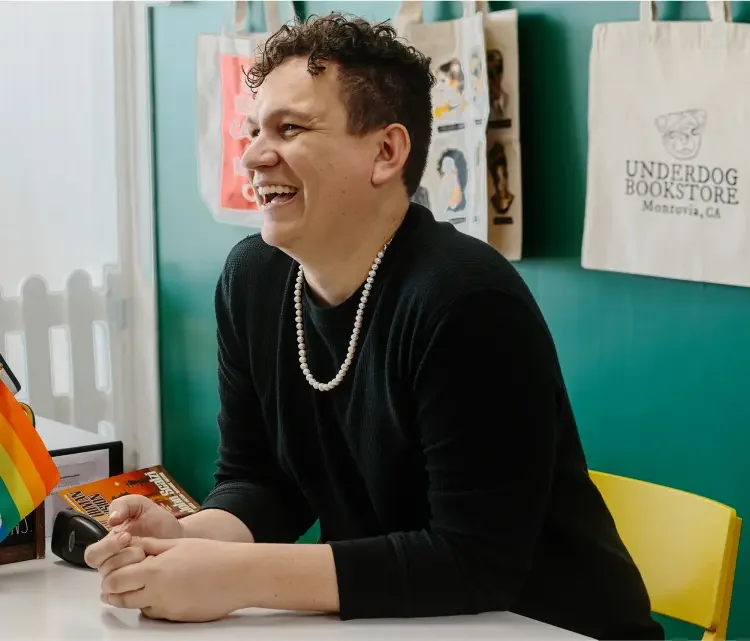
left=246, top=108, right=316, bottom=129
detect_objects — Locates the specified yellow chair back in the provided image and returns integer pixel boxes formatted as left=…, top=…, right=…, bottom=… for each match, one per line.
left=590, top=470, right=741, bottom=641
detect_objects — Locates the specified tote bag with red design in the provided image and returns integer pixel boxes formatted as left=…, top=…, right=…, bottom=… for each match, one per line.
left=196, top=1, right=296, bottom=227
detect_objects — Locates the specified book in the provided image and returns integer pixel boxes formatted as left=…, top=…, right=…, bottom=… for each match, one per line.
left=57, top=465, right=200, bottom=531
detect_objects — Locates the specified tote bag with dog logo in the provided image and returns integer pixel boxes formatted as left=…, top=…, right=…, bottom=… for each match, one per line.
left=394, top=0, right=490, bottom=243
left=581, top=0, right=750, bottom=287
left=196, top=1, right=296, bottom=228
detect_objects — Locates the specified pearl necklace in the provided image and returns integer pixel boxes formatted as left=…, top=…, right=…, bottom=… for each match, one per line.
left=295, top=239, right=392, bottom=392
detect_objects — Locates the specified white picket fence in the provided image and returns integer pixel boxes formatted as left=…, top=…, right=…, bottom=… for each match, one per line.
left=0, top=268, right=125, bottom=436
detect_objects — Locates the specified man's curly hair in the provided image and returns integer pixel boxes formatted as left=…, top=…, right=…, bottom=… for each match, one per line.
left=246, top=12, right=436, bottom=197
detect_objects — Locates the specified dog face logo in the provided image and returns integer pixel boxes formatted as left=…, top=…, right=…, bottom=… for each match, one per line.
left=655, top=109, right=707, bottom=160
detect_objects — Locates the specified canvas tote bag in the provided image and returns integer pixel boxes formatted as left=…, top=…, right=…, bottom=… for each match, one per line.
left=474, top=1, right=523, bottom=260
left=581, top=1, right=750, bottom=287
left=196, top=1, right=295, bottom=228
left=394, top=1, right=490, bottom=243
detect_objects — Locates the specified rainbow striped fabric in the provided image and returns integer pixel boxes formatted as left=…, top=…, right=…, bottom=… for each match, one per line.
left=0, top=383, right=60, bottom=542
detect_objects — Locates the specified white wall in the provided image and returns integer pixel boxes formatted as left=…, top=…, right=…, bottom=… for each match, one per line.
left=0, top=1, right=161, bottom=470
left=0, top=0, right=121, bottom=428
left=0, top=1, right=119, bottom=297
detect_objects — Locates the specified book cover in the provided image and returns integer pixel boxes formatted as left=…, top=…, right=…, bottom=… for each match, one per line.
left=57, top=465, right=199, bottom=531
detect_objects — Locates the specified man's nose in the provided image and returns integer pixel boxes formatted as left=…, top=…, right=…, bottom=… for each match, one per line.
left=241, top=133, right=279, bottom=172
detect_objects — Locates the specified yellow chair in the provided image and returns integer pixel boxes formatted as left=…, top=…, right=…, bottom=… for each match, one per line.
left=590, top=470, right=742, bottom=641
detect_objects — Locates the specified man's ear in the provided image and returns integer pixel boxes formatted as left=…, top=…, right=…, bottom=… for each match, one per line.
left=371, top=124, right=410, bottom=187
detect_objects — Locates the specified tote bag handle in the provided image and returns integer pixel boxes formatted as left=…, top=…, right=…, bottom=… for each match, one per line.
left=233, top=0, right=288, bottom=34
left=462, top=1, right=491, bottom=17
left=393, top=0, right=423, bottom=35
left=395, top=1, right=487, bottom=35
left=640, top=0, right=732, bottom=23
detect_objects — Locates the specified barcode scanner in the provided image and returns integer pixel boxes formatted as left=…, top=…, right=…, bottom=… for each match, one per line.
left=51, top=508, right=109, bottom=568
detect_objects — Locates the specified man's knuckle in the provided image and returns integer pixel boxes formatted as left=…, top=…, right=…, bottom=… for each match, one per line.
left=102, top=574, right=120, bottom=593
left=100, top=551, right=123, bottom=576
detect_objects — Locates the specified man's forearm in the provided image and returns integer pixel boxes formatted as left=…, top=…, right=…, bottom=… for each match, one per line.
left=233, top=542, right=339, bottom=613
left=179, top=508, right=255, bottom=543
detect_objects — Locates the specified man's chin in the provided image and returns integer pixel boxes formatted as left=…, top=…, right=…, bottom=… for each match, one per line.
left=260, top=221, right=299, bottom=252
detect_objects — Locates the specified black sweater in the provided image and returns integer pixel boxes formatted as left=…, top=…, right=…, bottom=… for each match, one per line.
left=201, top=204, right=664, bottom=641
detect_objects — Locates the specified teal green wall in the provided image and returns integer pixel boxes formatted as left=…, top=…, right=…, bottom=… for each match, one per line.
left=151, top=2, right=749, bottom=637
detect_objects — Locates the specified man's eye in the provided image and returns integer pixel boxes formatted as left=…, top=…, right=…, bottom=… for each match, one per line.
left=249, top=128, right=260, bottom=139
left=281, top=123, right=301, bottom=133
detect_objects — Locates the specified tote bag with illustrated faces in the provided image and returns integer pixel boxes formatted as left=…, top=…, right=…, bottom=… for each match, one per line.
left=196, top=1, right=295, bottom=228
left=395, top=0, right=490, bottom=243
left=581, top=1, right=750, bottom=287
left=476, top=1, right=522, bottom=260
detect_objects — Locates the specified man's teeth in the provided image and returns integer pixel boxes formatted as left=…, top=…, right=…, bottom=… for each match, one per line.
left=255, top=185, right=298, bottom=204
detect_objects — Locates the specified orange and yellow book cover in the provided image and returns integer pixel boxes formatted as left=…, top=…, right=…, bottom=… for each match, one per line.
left=57, top=465, right=200, bottom=531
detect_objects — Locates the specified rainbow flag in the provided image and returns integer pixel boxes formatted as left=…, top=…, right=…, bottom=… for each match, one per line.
left=0, top=383, right=60, bottom=542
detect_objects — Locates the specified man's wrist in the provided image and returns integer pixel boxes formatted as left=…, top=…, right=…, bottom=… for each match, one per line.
left=177, top=508, right=256, bottom=542
left=224, top=542, right=258, bottom=613
left=233, top=542, right=340, bottom=613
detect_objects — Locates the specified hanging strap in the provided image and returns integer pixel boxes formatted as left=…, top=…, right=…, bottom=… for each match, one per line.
left=265, top=1, right=283, bottom=32
left=393, top=0, right=423, bottom=36
left=640, top=0, right=731, bottom=22
left=234, top=0, right=248, bottom=32
left=234, top=0, right=289, bottom=34
left=707, top=0, right=732, bottom=21
left=462, top=0, right=490, bottom=17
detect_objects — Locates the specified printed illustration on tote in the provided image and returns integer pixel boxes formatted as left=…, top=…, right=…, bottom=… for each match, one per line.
left=433, top=58, right=468, bottom=124
left=487, top=48, right=510, bottom=128
left=438, top=148, right=469, bottom=225
left=655, top=109, right=707, bottom=160
left=469, top=47, right=485, bottom=107
left=487, top=142, right=514, bottom=217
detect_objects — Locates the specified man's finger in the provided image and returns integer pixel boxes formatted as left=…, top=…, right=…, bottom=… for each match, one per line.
left=84, top=530, right=132, bottom=569
left=105, top=588, right=152, bottom=610
left=131, top=536, right=177, bottom=556
left=140, top=606, right=166, bottom=620
left=101, top=563, right=148, bottom=595
left=98, top=545, right=146, bottom=578
left=108, top=495, right=151, bottom=528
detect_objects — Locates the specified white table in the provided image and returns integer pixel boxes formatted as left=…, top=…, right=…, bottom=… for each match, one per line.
left=0, top=542, right=589, bottom=640
left=36, top=415, right=111, bottom=451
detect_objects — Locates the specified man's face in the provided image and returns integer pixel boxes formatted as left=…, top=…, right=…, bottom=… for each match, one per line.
left=242, top=57, right=379, bottom=254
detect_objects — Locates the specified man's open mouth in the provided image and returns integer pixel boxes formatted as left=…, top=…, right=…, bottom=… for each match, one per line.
left=255, top=185, right=299, bottom=207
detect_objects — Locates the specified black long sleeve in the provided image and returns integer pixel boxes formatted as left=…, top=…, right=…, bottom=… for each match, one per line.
left=200, top=257, right=316, bottom=543
left=329, top=291, right=559, bottom=618
left=200, top=203, right=663, bottom=641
